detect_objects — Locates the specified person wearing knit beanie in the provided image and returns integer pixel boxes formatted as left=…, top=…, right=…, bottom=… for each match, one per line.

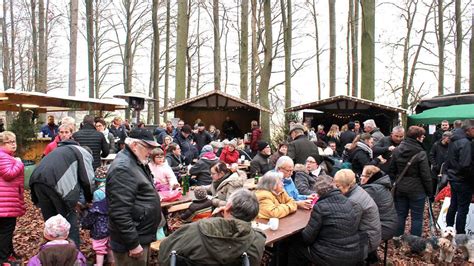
left=257, top=141, right=269, bottom=152
left=44, top=214, right=71, bottom=241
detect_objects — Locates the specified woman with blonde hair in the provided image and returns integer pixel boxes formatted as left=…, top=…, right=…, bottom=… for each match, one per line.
left=254, top=171, right=297, bottom=219
left=0, top=131, right=25, bottom=263
left=334, top=169, right=381, bottom=264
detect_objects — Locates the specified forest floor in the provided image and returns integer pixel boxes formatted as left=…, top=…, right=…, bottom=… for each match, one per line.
left=12, top=192, right=474, bottom=265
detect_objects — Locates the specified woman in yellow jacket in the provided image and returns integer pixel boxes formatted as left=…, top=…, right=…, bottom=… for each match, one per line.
left=255, top=171, right=297, bottom=219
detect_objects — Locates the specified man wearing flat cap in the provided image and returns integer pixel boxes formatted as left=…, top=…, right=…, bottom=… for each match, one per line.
left=106, top=128, right=161, bottom=265
left=287, top=123, right=320, bottom=165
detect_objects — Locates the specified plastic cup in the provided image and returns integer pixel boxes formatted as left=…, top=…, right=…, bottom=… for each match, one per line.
left=268, top=218, right=279, bottom=231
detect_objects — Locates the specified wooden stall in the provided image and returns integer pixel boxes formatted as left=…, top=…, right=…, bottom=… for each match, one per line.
left=285, top=95, right=406, bottom=135
left=160, top=90, right=271, bottom=138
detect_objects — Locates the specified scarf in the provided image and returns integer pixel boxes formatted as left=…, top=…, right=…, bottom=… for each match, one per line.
left=102, top=129, right=110, bottom=144
left=213, top=172, right=232, bottom=190
left=356, top=141, right=373, bottom=159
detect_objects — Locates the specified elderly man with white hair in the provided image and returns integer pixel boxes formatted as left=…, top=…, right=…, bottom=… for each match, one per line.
left=275, top=156, right=315, bottom=210
left=363, top=119, right=385, bottom=144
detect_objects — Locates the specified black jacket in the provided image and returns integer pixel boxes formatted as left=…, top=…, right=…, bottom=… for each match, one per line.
left=294, top=169, right=325, bottom=195
left=446, top=129, right=472, bottom=182
left=166, top=153, right=186, bottom=176
left=362, top=173, right=398, bottom=241
left=249, top=153, right=272, bottom=178
left=179, top=198, right=213, bottom=221
left=73, top=124, right=109, bottom=169
left=429, top=140, right=449, bottom=174
left=340, top=130, right=356, bottom=147
left=301, top=189, right=363, bottom=265
left=389, top=138, right=432, bottom=196
left=30, top=140, right=95, bottom=210
left=193, top=130, right=212, bottom=152
left=288, top=134, right=319, bottom=165
left=174, top=133, right=198, bottom=165
left=106, top=146, right=161, bottom=252
left=348, top=146, right=380, bottom=178
left=189, top=156, right=219, bottom=185
left=373, top=136, right=400, bottom=173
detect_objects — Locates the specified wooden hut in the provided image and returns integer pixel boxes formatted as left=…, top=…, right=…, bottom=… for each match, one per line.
left=160, top=90, right=271, bottom=138
left=285, top=95, right=406, bottom=135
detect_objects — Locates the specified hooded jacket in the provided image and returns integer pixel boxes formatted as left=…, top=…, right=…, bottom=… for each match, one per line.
left=388, top=137, right=432, bottom=196
left=249, top=127, right=262, bottom=152
left=209, top=171, right=246, bottom=207
left=254, top=189, right=297, bottom=219
left=301, top=189, right=363, bottom=265
left=446, top=129, right=472, bottom=182
left=158, top=217, right=266, bottom=265
left=219, top=146, right=240, bottom=164
left=189, top=153, right=219, bottom=185
left=0, top=147, right=25, bottom=218
left=361, top=173, right=398, bottom=241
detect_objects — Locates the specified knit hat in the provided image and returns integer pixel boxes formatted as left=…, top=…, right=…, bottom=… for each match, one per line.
left=194, top=186, right=207, bottom=200
left=289, top=123, right=305, bottom=134
left=44, top=214, right=71, bottom=240
left=228, top=139, right=237, bottom=147
left=257, top=141, right=269, bottom=151
left=94, top=165, right=108, bottom=182
left=201, top=145, right=213, bottom=154
left=210, top=141, right=222, bottom=149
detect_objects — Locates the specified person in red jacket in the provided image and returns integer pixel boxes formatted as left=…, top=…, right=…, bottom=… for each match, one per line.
left=246, top=120, right=262, bottom=157
left=219, top=140, right=240, bottom=164
left=43, top=124, right=74, bottom=157
left=0, top=131, right=25, bottom=264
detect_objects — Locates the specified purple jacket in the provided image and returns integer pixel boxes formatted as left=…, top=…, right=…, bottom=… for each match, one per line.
left=27, top=241, right=87, bottom=266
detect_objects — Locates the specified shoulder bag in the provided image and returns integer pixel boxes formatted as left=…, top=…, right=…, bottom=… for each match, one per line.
left=391, top=152, right=421, bottom=197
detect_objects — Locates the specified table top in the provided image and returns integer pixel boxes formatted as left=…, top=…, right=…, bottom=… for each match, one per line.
left=243, top=178, right=257, bottom=190
left=160, top=190, right=195, bottom=208
left=256, top=209, right=312, bottom=246
left=101, top=153, right=116, bottom=161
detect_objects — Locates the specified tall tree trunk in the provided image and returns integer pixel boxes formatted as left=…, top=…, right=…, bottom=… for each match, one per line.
left=2, top=1, right=10, bottom=90
left=31, top=0, right=38, bottom=92
left=240, top=0, right=249, bottom=100
left=93, top=0, right=100, bottom=98
left=9, top=0, right=15, bottom=89
left=86, top=0, right=94, bottom=98
left=124, top=0, right=132, bottom=119
left=68, top=0, right=78, bottom=98
left=152, top=0, right=160, bottom=124
left=346, top=0, right=352, bottom=96
left=310, top=0, right=321, bottom=99
left=213, top=0, right=221, bottom=90
left=470, top=3, right=473, bottom=92
left=175, top=0, right=188, bottom=102
left=351, top=0, right=359, bottom=97
left=437, top=0, right=445, bottom=95
left=259, top=0, right=272, bottom=142
left=147, top=38, right=154, bottom=124
left=196, top=3, right=201, bottom=95
left=164, top=0, right=170, bottom=121
left=281, top=0, right=292, bottom=118
left=186, top=47, right=192, bottom=98
left=360, top=0, right=375, bottom=100
left=250, top=0, right=257, bottom=103
left=454, top=0, right=462, bottom=93
left=328, top=0, right=336, bottom=96
left=38, top=0, right=46, bottom=92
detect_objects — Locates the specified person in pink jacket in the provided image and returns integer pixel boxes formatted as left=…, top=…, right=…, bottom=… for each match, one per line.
left=0, top=131, right=25, bottom=264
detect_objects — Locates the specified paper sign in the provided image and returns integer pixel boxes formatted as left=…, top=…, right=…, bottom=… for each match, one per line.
left=437, top=197, right=474, bottom=236
left=429, top=125, right=436, bottom=135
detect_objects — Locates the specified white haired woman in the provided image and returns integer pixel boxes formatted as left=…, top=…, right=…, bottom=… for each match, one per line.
left=254, top=171, right=297, bottom=219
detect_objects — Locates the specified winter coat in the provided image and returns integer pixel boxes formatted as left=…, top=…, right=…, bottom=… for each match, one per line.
left=361, top=173, right=398, bottom=241
left=41, top=123, right=59, bottom=140
left=149, top=162, right=179, bottom=188
left=106, top=146, right=161, bottom=252
left=174, top=132, right=198, bottom=165
left=255, top=189, right=297, bottom=219
left=283, top=177, right=308, bottom=201
left=158, top=217, right=266, bottom=265
left=373, top=136, right=400, bottom=173
left=294, top=169, right=322, bottom=196
left=288, top=134, right=320, bottom=165
left=249, top=152, right=272, bottom=178
left=269, top=151, right=284, bottom=168
left=249, top=127, right=262, bottom=152
left=429, top=140, right=449, bottom=175
left=348, top=144, right=380, bottom=178
left=30, top=140, right=95, bottom=210
left=194, top=130, right=213, bottom=152
left=209, top=171, right=246, bottom=207
left=43, top=135, right=60, bottom=156
left=389, top=137, right=432, bottom=196
left=345, top=185, right=381, bottom=252
left=81, top=198, right=109, bottom=240
left=189, top=154, right=219, bottom=186
left=446, top=129, right=472, bottom=182
left=72, top=123, right=109, bottom=170
left=301, top=189, right=363, bottom=265
left=0, top=148, right=25, bottom=218
left=340, top=130, right=357, bottom=147
left=179, top=198, right=213, bottom=221
left=27, top=240, right=87, bottom=266
left=166, top=153, right=186, bottom=177
left=370, top=128, right=385, bottom=144
left=219, top=146, right=240, bottom=164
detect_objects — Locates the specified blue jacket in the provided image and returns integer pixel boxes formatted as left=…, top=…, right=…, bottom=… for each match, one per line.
left=282, top=177, right=308, bottom=201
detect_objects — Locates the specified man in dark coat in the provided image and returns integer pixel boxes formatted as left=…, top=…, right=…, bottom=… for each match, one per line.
left=158, top=189, right=266, bottom=265
left=193, top=122, right=212, bottom=152
left=249, top=141, right=272, bottom=178
left=429, top=131, right=452, bottom=192
left=373, top=126, right=405, bottom=173
left=72, top=115, right=109, bottom=170
left=294, top=155, right=326, bottom=195
left=363, top=119, right=385, bottom=144
left=107, top=128, right=161, bottom=265
left=445, top=120, right=474, bottom=234
left=222, top=116, right=241, bottom=140
left=287, top=123, right=319, bottom=165
left=432, top=120, right=450, bottom=144
left=174, top=125, right=198, bottom=165
left=30, top=139, right=95, bottom=247
left=340, top=121, right=357, bottom=147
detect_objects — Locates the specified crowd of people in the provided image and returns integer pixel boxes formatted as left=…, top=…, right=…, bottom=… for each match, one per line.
left=0, top=114, right=473, bottom=266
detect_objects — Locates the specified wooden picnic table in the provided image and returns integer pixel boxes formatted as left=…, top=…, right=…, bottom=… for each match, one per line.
left=101, top=153, right=116, bottom=166
left=257, top=209, right=312, bottom=246
left=160, top=190, right=195, bottom=209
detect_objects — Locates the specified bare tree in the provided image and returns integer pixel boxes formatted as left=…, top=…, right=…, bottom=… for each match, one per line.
left=360, top=0, right=375, bottom=100
left=435, top=0, right=446, bottom=95
left=240, top=0, right=249, bottom=100
left=328, top=0, right=336, bottom=96
left=86, top=0, right=94, bottom=98
left=454, top=0, right=462, bottom=93
left=306, top=0, right=322, bottom=99
left=175, top=0, right=188, bottom=102
left=68, top=0, right=78, bottom=101
left=9, top=0, right=15, bottom=89
left=163, top=0, right=171, bottom=120
left=351, top=0, right=359, bottom=97
left=259, top=0, right=272, bottom=141
left=37, top=0, right=46, bottom=93
left=250, top=0, right=258, bottom=103
left=2, top=1, right=10, bottom=89
left=213, top=0, right=221, bottom=90
left=470, top=2, right=473, bottom=92
left=152, top=0, right=160, bottom=124
left=280, top=0, right=292, bottom=119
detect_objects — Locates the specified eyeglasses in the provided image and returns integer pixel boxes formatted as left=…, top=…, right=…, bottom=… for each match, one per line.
left=306, top=160, right=316, bottom=164
left=280, top=168, right=294, bottom=173
left=4, top=140, right=16, bottom=145
left=155, top=154, right=164, bottom=158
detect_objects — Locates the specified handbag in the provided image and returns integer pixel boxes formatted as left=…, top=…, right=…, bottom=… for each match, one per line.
left=391, top=152, right=421, bottom=197
left=437, top=162, right=448, bottom=189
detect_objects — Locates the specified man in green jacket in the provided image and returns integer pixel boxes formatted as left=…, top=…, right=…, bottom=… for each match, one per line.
left=158, top=188, right=266, bottom=265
